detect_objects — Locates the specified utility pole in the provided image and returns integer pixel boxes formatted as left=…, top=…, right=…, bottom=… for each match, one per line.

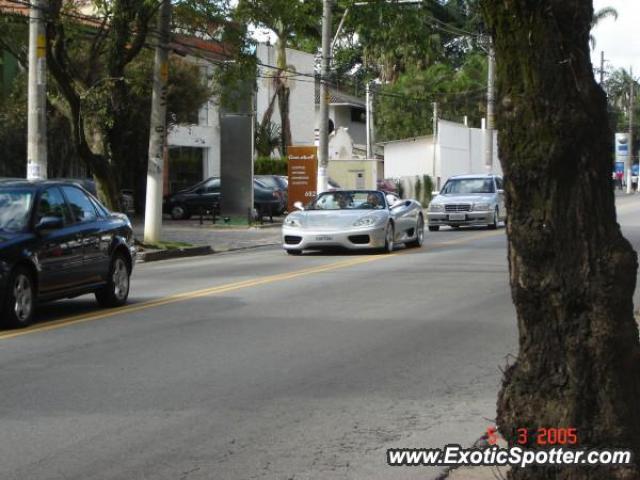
left=366, top=81, right=371, bottom=159
left=143, top=0, right=172, bottom=243
left=317, top=0, right=332, bottom=194
left=484, top=38, right=496, bottom=172
left=432, top=101, right=438, bottom=182
left=27, top=0, right=47, bottom=180
left=627, top=67, right=634, bottom=194
left=600, top=51, right=605, bottom=84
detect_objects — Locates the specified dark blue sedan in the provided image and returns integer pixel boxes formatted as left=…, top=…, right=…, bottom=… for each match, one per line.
left=0, top=180, right=136, bottom=328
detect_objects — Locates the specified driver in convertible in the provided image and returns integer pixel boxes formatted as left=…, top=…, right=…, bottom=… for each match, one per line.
left=362, top=192, right=381, bottom=209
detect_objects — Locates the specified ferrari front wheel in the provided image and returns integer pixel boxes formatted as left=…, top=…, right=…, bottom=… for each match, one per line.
left=382, top=223, right=395, bottom=253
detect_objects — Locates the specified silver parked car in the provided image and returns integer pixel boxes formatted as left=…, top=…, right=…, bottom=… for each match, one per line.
left=282, top=190, right=424, bottom=254
left=427, top=174, right=506, bottom=231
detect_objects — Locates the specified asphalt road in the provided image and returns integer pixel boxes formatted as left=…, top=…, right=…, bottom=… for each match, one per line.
left=2, top=197, right=640, bottom=480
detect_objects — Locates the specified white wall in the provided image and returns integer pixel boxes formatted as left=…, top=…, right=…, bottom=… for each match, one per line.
left=383, top=136, right=435, bottom=178
left=256, top=44, right=315, bottom=147
left=382, top=120, right=501, bottom=189
left=438, top=120, right=471, bottom=187
left=316, top=104, right=367, bottom=147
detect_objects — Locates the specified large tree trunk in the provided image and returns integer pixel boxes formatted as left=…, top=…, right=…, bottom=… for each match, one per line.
left=481, top=1, right=640, bottom=479
left=277, top=85, right=291, bottom=155
left=275, top=33, right=292, bottom=156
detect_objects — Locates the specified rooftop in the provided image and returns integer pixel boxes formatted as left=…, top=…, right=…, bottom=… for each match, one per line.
left=315, top=87, right=366, bottom=109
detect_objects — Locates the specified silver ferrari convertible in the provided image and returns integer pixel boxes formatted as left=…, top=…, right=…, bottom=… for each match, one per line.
left=282, top=190, right=424, bottom=255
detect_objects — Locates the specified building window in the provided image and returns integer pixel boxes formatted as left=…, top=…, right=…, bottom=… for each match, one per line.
left=351, top=107, right=366, bottom=123
left=168, top=147, right=203, bottom=193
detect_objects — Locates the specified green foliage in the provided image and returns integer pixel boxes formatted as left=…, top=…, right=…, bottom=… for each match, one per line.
left=213, top=20, right=258, bottom=113
left=603, top=68, right=640, bottom=134
left=395, top=179, right=405, bottom=199
left=255, top=121, right=281, bottom=157
left=421, top=174, right=434, bottom=206
left=254, top=156, right=287, bottom=175
left=0, top=70, right=82, bottom=177
left=332, top=0, right=483, bottom=82
left=0, top=74, right=27, bottom=177
left=375, top=53, right=487, bottom=141
left=172, top=0, right=231, bottom=39
left=235, top=0, right=321, bottom=43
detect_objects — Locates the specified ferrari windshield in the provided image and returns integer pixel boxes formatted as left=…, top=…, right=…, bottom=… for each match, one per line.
left=310, top=191, right=385, bottom=210
left=0, top=189, right=34, bottom=232
left=441, top=178, right=495, bottom=194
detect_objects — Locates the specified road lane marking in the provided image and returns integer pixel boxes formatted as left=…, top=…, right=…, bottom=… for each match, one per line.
left=0, top=255, right=394, bottom=340
left=0, top=230, right=504, bottom=340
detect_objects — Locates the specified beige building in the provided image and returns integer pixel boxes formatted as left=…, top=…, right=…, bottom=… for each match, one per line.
left=327, top=127, right=382, bottom=190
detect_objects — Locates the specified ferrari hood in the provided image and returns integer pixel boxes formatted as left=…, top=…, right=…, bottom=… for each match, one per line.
left=296, top=210, right=387, bottom=229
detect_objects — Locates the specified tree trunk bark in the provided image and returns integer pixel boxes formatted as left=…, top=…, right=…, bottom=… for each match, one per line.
left=278, top=85, right=291, bottom=156
left=45, top=17, right=121, bottom=211
left=481, top=1, right=640, bottom=479
left=275, top=33, right=292, bottom=156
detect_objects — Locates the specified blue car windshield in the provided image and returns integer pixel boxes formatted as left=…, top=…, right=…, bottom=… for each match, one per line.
left=0, top=189, right=34, bottom=232
left=310, top=191, right=386, bottom=210
left=441, top=178, right=495, bottom=194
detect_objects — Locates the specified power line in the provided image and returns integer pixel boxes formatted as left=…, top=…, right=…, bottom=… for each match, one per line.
left=2, top=0, right=488, bottom=103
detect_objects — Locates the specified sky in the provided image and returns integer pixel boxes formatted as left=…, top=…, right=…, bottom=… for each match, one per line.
left=591, top=0, right=640, bottom=77
left=249, top=0, right=638, bottom=77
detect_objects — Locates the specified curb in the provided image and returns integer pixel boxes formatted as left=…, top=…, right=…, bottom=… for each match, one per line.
left=212, top=242, right=281, bottom=254
left=251, top=223, right=283, bottom=229
left=137, top=245, right=213, bottom=263
left=136, top=242, right=281, bottom=263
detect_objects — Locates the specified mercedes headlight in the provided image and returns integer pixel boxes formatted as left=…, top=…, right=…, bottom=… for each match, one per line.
left=429, top=203, right=444, bottom=212
left=472, top=203, right=491, bottom=211
left=353, top=216, right=378, bottom=227
left=284, top=217, right=301, bottom=227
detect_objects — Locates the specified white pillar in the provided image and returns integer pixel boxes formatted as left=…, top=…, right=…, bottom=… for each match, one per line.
left=27, top=0, right=47, bottom=180
left=144, top=0, right=171, bottom=243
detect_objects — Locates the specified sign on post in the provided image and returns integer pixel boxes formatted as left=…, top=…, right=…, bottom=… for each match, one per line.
left=287, top=146, right=318, bottom=212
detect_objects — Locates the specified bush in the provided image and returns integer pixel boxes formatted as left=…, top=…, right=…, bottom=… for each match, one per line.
left=411, top=174, right=434, bottom=207
left=254, top=156, right=288, bottom=175
left=421, top=174, right=434, bottom=205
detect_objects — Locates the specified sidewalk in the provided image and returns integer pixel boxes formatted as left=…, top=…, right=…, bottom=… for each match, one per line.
left=436, top=437, right=510, bottom=480
left=444, top=465, right=510, bottom=479
left=132, top=217, right=282, bottom=253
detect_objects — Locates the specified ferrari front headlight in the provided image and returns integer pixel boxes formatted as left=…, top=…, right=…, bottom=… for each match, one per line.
left=284, top=217, right=301, bottom=227
left=353, top=216, right=378, bottom=227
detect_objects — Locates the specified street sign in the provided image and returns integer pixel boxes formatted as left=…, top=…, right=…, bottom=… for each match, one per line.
left=287, top=146, right=318, bottom=212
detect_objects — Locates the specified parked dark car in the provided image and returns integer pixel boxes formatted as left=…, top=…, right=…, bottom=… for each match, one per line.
left=163, top=177, right=283, bottom=220
left=54, top=178, right=135, bottom=214
left=0, top=180, right=136, bottom=328
left=255, top=175, right=288, bottom=214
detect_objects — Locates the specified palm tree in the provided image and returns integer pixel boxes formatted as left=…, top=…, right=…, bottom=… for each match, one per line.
left=590, top=6, right=618, bottom=50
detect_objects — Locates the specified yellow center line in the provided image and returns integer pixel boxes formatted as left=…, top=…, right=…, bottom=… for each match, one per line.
left=0, top=255, right=393, bottom=340
left=0, top=229, right=503, bottom=341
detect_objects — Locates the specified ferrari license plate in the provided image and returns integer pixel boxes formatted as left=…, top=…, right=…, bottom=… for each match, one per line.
left=449, top=213, right=466, bottom=221
left=315, top=235, right=333, bottom=241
